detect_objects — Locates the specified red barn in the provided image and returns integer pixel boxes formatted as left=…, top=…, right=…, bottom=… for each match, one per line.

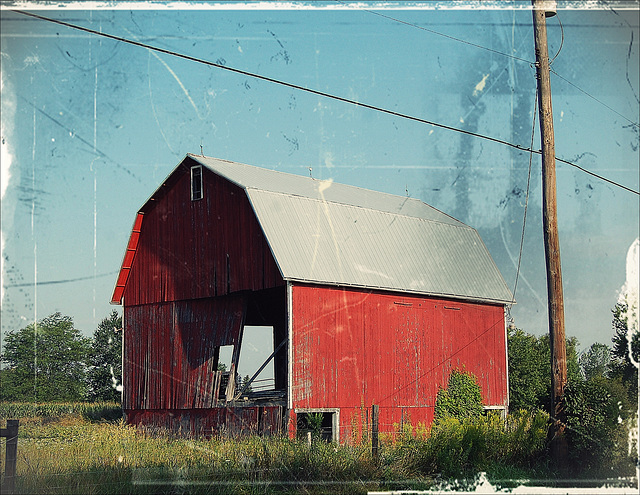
left=111, top=154, right=513, bottom=440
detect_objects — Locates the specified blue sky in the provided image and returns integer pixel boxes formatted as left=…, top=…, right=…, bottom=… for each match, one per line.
left=1, top=2, right=639, bottom=364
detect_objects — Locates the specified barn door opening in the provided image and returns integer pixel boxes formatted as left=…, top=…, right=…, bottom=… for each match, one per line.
left=239, top=287, right=287, bottom=398
left=237, top=326, right=275, bottom=394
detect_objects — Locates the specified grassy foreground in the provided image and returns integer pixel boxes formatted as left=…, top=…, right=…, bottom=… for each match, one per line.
left=2, top=411, right=388, bottom=495
left=0, top=403, right=635, bottom=494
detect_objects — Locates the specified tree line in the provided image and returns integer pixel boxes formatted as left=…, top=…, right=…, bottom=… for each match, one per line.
left=508, top=300, right=638, bottom=471
left=0, top=311, right=122, bottom=402
left=509, top=300, right=638, bottom=414
left=1, top=302, right=637, bottom=414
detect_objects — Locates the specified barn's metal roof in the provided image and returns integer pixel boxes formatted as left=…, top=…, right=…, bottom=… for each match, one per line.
left=189, top=155, right=462, bottom=226
left=189, top=155, right=513, bottom=304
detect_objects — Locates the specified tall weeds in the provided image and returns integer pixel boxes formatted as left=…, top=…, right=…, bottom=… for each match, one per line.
left=2, top=410, right=383, bottom=494
left=1, top=403, right=635, bottom=494
left=391, top=410, right=550, bottom=479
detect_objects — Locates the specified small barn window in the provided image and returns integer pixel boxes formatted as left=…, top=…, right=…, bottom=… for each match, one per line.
left=296, top=409, right=339, bottom=443
left=191, top=165, right=203, bottom=201
left=217, top=345, right=234, bottom=371
left=216, top=345, right=237, bottom=401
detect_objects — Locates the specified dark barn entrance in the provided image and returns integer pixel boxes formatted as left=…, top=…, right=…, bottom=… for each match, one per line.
left=122, top=286, right=288, bottom=437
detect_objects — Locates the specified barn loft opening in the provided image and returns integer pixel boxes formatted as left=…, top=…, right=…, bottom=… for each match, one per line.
left=214, top=344, right=237, bottom=401
left=213, top=333, right=278, bottom=401
left=241, top=287, right=288, bottom=398
left=190, top=165, right=203, bottom=201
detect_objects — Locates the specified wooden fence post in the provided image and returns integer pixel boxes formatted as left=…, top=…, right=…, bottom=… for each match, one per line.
left=371, top=404, right=379, bottom=460
left=1, top=419, right=19, bottom=494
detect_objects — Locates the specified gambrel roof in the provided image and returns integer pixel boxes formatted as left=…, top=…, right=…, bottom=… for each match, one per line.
left=112, top=154, right=513, bottom=305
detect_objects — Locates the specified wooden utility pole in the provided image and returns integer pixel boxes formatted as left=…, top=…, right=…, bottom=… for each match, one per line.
left=531, top=0, right=568, bottom=463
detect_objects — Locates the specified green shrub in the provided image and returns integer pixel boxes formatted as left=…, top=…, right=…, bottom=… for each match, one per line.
left=564, top=378, right=634, bottom=475
left=399, top=409, right=550, bottom=479
left=425, top=417, right=489, bottom=477
left=501, top=409, right=550, bottom=465
left=434, top=369, right=483, bottom=422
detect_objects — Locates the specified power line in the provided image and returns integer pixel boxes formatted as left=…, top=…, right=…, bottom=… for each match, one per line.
left=510, top=91, right=538, bottom=310
left=333, top=0, right=535, bottom=64
left=343, top=2, right=640, bottom=130
left=550, top=13, right=565, bottom=64
left=11, top=10, right=532, bottom=152
left=4, top=271, right=119, bottom=289
left=555, top=155, right=637, bottom=194
left=13, top=10, right=639, bottom=196
left=550, top=69, right=640, bottom=129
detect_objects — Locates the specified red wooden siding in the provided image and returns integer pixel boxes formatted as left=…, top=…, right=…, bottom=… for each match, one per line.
left=126, top=406, right=283, bottom=437
left=118, top=161, right=288, bottom=436
left=290, top=284, right=507, bottom=434
left=123, top=294, right=246, bottom=410
left=122, top=161, right=284, bottom=306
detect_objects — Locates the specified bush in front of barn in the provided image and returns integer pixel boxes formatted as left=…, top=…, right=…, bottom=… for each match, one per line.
left=391, top=369, right=550, bottom=480
left=433, top=369, right=484, bottom=423
left=396, top=410, right=549, bottom=481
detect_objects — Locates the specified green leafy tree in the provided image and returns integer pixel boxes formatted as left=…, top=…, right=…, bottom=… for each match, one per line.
left=564, top=376, right=632, bottom=474
left=577, top=341, right=632, bottom=415
left=434, top=369, right=483, bottom=422
left=507, top=327, right=581, bottom=412
left=87, top=310, right=123, bottom=402
left=609, top=301, right=639, bottom=405
left=507, top=327, right=549, bottom=411
left=240, top=374, right=253, bottom=394
left=578, top=342, right=611, bottom=381
left=0, top=312, right=90, bottom=401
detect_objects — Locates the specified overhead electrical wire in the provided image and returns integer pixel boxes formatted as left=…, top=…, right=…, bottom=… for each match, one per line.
left=549, top=13, right=565, bottom=64
left=549, top=5, right=638, bottom=131
left=4, top=271, right=119, bottom=289
left=342, top=2, right=640, bottom=130
left=11, top=10, right=532, bottom=153
left=333, top=0, right=535, bottom=64
left=510, top=92, right=538, bottom=311
left=13, top=9, right=639, bottom=196
left=550, top=68, right=640, bottom=129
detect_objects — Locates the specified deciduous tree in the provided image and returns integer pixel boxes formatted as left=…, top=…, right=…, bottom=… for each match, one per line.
left=507, top=327, right=580, bottom=412
left=578, top=342, right=611, bottom=381
left=0, top=312, right=90, bottom=401
left=87, top=310, right=123, bottom=402
left=609, top=300, right=639, bottom=407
